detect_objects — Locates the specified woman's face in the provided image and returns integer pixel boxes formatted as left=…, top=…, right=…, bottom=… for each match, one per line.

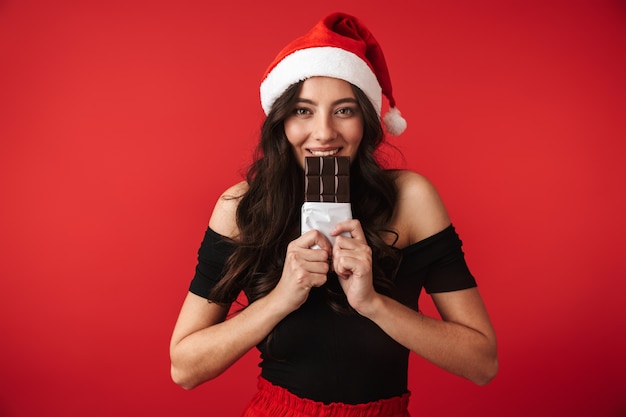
left=284, top=77, right=364, bottom=168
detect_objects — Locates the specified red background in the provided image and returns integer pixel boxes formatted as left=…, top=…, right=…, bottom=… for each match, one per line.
left=1, top=0, right=625, bottom=416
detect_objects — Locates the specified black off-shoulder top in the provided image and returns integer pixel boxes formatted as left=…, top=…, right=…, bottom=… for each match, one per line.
left=189, top=224, right=476, bottom=404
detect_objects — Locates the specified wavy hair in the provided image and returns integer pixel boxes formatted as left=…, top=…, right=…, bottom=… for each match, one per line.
left=209, top=81, right=401, bottom=312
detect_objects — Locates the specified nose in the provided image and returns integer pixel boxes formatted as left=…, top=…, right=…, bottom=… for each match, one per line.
left=312, top=113, right=336, bottom=142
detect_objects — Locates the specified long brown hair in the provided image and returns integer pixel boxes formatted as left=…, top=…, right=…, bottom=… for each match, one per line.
left=209, top=81, right=401, bottom=311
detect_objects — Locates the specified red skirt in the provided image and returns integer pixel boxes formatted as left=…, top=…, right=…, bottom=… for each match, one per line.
left=242, top=377, right=411, bottom=417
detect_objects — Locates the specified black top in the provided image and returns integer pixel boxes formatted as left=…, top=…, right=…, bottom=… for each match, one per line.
left=189, top=224, right=476, bottom=404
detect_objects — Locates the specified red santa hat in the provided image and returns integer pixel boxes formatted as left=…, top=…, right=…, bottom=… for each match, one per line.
left=260, top=12, right=407, bottom=136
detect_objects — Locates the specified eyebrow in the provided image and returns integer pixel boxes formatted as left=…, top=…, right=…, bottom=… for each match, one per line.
left=295, top=97, right=359, bottom=106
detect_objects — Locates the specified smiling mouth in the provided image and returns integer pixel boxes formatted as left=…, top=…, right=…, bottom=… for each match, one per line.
left=307, top=148, right=341, bottom=157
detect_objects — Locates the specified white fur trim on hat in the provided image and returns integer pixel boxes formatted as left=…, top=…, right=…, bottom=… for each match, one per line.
left=260, top=46, right=382, bottom=116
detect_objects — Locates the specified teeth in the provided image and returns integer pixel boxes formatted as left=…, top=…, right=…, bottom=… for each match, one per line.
left=310, top=149, right=339, bottom=156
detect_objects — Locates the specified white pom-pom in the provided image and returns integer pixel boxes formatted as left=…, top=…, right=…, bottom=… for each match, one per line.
left=382, top=107, right=407, bottom=136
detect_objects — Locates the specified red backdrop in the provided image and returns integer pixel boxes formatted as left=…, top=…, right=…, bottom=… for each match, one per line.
left=1, top=0, right=625, bottom=416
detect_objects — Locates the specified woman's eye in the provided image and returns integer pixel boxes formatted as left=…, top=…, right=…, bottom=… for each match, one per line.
left=336, top=107, right=355, bottom=116
left=293, top=108, right=310, bottom=116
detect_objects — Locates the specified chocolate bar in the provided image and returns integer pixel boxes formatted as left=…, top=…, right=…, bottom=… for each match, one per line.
left=304, top=156, right=350, bottom=203
left=301, top=156, right=353, bottom=245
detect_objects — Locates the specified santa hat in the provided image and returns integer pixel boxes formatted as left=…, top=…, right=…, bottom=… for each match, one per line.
left=260, top=12, right=407, bottom=136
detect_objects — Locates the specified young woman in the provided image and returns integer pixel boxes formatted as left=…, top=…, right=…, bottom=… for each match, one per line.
left=170, top=12, right=497, bottom=417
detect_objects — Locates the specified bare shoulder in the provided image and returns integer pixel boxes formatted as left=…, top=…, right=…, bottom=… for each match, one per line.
left=391, top=170, right=451, bottom=245
left=208, top=181, right=249, bottom=240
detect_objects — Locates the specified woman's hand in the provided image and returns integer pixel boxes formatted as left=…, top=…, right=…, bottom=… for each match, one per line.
left=330, top=219, right=376, bottom=313
left=270, top=229, right=332, bottom=313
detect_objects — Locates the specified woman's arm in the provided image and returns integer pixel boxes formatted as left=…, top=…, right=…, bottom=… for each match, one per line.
left=170, top=182, right=333, bottom=389
left=356, top=288, right=498, bottom=385
left=169, top=290, right=292, bottom=389
left=331, top=171, right=498, bottom=385
left=169, top=182, right=277, bottom=388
